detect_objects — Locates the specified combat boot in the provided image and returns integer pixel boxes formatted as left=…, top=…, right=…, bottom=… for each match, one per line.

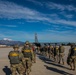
left=63, top=62, right=64, bottom=65
left=72, top=66, right=75, bottom=71
left=69, top=68, right=72, bottom=70
left=69, top=63, right=72, bottom=70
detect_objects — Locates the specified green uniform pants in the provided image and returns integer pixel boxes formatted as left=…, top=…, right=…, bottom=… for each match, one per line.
left=11, top=63, right=25, bottom=75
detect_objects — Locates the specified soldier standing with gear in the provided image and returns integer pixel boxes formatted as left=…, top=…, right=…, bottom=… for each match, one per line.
left=50, top=45, right=54, bottom=60
left=47, top=45, right=50, bottom=58
left=8, top=45, right=25, bottom=75
left=68, top=44, right=76, bottom=70
left=22, top=41, right=34, bottom=75
left=44, top=45, right=48, bottom=57
left=54, top=46, right=59, bottom=62
left=30, top=44, right=36, bottom=63
left=58, top=44, right=65, bottom=65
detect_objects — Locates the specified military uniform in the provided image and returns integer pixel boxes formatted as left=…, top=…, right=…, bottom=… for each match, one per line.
left=22, top=41, right=34, bottom=75
left=48, top=45, right=53, bottom=59
left=58, top=45, right=65, bottom=64
left=8, top=45, right=25, bottom=75
left=37, top=47, right=40, bottom=54
left=69, top=45, right=76, bottom=70
left=30, top=44, right=36, bottom=63
left=54, top=46, right=59, bottom=62
left=44, top=46, right=48, bottom=57
left=42, top=47, right=45, bottom=56
left=32, top=47, right=36, bottom=63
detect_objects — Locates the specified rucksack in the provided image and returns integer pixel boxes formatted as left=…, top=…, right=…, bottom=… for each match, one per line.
left=22, top=47, right=32, bottom=58
left=9, top=51, right=20, bottom=64
left=59, top=46, right=65, bottom=53
left=71, top=47, right=76, bottom=56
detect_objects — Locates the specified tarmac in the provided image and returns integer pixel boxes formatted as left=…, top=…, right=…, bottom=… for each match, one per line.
left=0, top=46, right=76, bottom=75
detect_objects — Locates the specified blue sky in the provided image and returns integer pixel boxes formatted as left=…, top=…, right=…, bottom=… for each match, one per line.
left=0, top=0, right=76, bottom=42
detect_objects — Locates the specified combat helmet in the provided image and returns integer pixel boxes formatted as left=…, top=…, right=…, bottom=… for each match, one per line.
left=25, top=41, right=30, bottom=45
left=13, top=45, right=19, bottom=49
left=56, top=46, right=59, bottom=50
left=71, top=43, right=75, bottom=48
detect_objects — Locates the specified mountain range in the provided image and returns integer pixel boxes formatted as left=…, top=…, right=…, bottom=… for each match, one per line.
left=0, top=40, right=24, bottom=46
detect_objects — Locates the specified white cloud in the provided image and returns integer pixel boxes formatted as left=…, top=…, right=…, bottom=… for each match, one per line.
left=3, top=38, right=12, bottom=41
left=0, top=1, right=45, bottom=21
left=5, top=25, right=17, bottom=27
left=0, top=1, right=76, bottom=27
left=56, top=19, right=76, bottom=26
left=46, top=2, right=76, bottom=12
left=59, top=11, right=74, bottom=19
left=45, top=29, right=74, bottom=34
left=37, top=32, right=76, bottom=42
left=0, top=25, right=17, bottom=27
left=26, top=0, right=43, bottom=6
left=47, top=2, right=65, bottom=11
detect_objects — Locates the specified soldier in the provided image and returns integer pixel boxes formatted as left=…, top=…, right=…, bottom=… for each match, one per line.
left=48, top=45, right=51, bottom=59
left=44, top=45, right=48, bottom=57
left=41, top=46, right=45, bottom=56
left=22, top=41, right=34, bottom=75
left=30, top=44, right=36, bottom=63
left=54, top=45, right=59, bottom=62
left=37, top=46, right=40, bottom=54
left=68, top=44, right=76, bottom=70
left=50, top=45, right=54, bottom=59
left=8, top=45, right=25, bottom=75
left=58, top=44, right=65, bottom=65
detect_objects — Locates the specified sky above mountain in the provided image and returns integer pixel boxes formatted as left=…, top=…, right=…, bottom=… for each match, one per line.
left=0, top=0, right=76, bottom=42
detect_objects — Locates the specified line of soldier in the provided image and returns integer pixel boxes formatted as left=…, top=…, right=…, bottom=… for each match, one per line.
left=8, top=41, right=37, bottom=75
left=38, top=44, right=76, bottom=71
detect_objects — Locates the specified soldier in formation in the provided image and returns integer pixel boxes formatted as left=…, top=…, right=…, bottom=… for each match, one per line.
left=58, top=44, right=65, bottom=65
left=68, top=44, right=76, bottom=70
left=30, top=43, right=36, bottom=63
left=54, top=45, right=59, bottom=62
left=8, top=45, right=25, bottom=75
left=8, top=42, right=76, bottom=74
left=44, top=45, right=48, bottom=57
left=21, top=41, right=34, bottom=75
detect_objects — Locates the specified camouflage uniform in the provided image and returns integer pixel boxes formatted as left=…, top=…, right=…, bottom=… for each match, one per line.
left=8, top=45, right=25, bottom=75
left=41, top=46, right=45, bottom=56
left=37, top=47, right=40, bottom=54
left=48, top=46, right=51, bottom=59
left=54, top=46, right=59, bottom=62
left=44, top=46, right=48, bottom=57
left=58, top=45, right=65, bottom=64
left=48, top=46, right=54, bottom=59
left=22, top=41, right=34, bottom=75
left=68, top=45, right=76, bottom=70
left=33, top=48, right=36, bottom=63
left=30, top=44, right=36, bottom=63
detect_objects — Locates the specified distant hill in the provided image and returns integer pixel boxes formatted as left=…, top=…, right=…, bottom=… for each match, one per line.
left=0, top=40, right=24, bottom=46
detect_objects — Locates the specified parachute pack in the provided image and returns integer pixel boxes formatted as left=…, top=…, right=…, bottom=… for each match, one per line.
left=74, top=47, right=76, bottom=50
left=9, top=52, right=19, bottom=57
left=23, top=49, right=31, bottom=53
left=23, top=48, right=32, bottom=58
left=9, top=51, right=20, bottom=64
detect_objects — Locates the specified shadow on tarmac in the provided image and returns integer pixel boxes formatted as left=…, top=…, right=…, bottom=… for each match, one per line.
left=38, top=54, right=73, bottom=75
left=38, top=55, right=69, bottom=69
left=3, top=66, right=11, bottom=75
left=44, top=65, right=73, bottom=75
